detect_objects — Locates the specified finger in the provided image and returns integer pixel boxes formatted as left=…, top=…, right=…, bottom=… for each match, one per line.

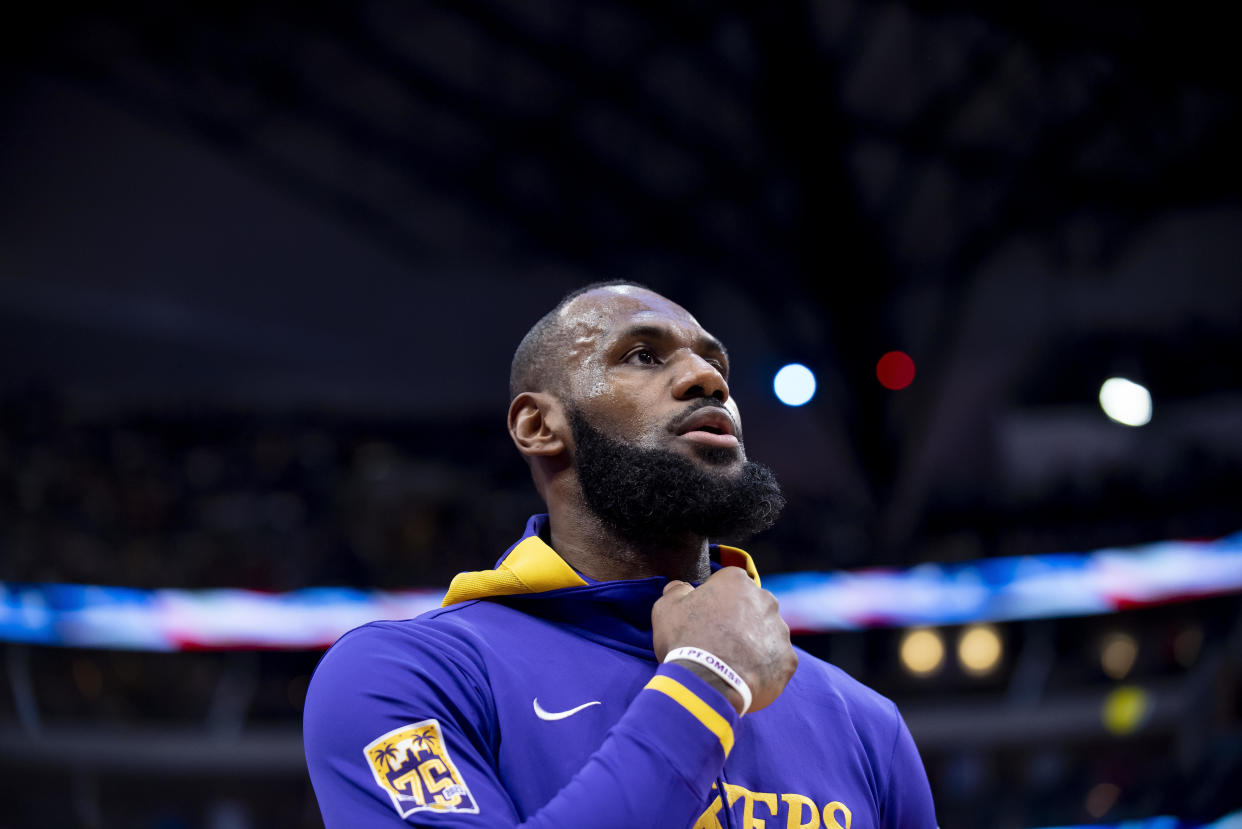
left=706, top=565, right=748, bottom=583
left=662, top=580, right=694, bottom=597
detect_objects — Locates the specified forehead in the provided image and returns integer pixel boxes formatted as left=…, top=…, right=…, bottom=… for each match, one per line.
left=558, top=286, right=706, bottom=343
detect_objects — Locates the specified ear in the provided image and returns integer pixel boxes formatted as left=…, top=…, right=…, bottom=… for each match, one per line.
left=508, top=392, right=568, bottom=458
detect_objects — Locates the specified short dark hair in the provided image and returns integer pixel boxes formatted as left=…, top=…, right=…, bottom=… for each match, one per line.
left=509, top=280, right=648, bottom=401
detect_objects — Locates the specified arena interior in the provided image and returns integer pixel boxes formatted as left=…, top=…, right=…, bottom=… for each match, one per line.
left=1, top=2, right=1240, bottom=827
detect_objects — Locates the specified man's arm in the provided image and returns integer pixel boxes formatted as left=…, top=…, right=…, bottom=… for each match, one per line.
left=304, top=625, right=740, bottom=827
left=304, top=567, right=796, bottom=828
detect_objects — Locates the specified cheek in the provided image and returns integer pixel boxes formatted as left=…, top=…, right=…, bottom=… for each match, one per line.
left=569, top=355, right=610, bottom=401
left=582, top=371, right=608, bottom=400
left=578, top=387, right=660, bottom=441
left=582, top=398, right=638, bottom=433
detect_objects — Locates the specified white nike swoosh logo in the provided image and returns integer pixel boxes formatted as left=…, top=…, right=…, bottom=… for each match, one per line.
left=532, top=697, right=602, bottom=721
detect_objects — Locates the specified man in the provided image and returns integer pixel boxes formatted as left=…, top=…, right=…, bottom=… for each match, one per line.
left=304, top=282, right=937, bottom=827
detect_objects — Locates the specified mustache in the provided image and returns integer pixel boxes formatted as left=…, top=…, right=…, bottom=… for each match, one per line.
left=666, top=398, right=742, bottom=442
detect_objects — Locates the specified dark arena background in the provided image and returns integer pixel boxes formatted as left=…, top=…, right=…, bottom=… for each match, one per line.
left=2, top=2, right=1241, bottom=827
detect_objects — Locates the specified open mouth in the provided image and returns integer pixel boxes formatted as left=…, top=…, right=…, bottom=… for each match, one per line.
left=674, top=407, right=740, bottom=448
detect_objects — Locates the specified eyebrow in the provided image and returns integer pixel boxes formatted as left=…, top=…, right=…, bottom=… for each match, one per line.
left=617, top=324, right=730, bottom=363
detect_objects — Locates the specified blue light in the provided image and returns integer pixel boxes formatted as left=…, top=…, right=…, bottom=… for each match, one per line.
left=773, top=363, right=816, bottom=406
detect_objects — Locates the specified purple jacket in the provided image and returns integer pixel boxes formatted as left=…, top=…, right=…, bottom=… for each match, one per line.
left=305, top=514, right=938, bottom=828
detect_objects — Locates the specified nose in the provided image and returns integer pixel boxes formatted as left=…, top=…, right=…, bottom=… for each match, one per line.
left=671, top=351, right=729, bottom=403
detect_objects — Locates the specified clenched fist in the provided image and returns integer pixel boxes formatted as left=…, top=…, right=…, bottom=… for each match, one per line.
left=651, top=566, right=797, bottom=714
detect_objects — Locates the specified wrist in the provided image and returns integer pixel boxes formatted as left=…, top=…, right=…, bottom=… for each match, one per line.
left=669, top=660, right=746, bottom=715
left=663, top=646, right=752, bottom=715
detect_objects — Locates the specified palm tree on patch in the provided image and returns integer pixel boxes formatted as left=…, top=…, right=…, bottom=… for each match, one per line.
left=409, top=730, right=440, bottom=760
left=372, top=743, right=402, bottom=772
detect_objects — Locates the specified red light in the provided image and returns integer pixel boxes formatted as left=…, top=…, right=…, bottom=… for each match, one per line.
left=877, top=351, right=915, bottom=390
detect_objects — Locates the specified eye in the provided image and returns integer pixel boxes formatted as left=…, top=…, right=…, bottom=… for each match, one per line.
left=625, top=348, right=660, bottom=366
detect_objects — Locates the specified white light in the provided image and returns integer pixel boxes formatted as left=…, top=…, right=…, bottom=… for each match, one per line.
left=774, top=363, right=816, bottom=407
left=1099, top=377, right=1152, bottom=427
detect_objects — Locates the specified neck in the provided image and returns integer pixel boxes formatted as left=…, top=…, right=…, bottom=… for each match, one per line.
left=544, top=494, right=712, bottom=583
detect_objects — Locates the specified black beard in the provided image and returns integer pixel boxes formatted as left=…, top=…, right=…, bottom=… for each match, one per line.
left=568, top=406, right=785, bottom=547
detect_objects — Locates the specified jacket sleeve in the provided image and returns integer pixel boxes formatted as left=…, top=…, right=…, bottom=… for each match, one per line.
left=304, top=623, right=736, bottom=828
left=879, top=704, right=938, bottom=829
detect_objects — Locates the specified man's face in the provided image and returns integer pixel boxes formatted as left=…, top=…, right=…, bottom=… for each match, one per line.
left=558, top=286, right=747, bottom=471
left=555, top=287, right=784, bottom=544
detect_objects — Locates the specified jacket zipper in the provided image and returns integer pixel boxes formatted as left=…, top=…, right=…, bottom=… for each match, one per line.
left=716, top=770, right=736, bottom=829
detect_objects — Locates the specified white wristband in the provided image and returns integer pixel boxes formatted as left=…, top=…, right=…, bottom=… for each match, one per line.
left=663, top=646, right=753, bottom=715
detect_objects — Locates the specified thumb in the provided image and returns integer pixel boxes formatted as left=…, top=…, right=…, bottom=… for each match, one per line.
left=662, top=579, right=694, bottom=598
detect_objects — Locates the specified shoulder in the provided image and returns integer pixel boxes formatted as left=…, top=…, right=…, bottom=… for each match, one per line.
left=790, top=647, right=897, bottom=710
left=303, top=605, right=514, bottom=761
left=324, top=598, right=529, bottom=653
left=306, top=599, right=546, bottom=704
left=797, top=654, right=939, bottom=823
left=303, top=606, right=528, bottom=826
left=311, top=601, right=512, bottom=685
left=784, top=647, right=905, bottom=750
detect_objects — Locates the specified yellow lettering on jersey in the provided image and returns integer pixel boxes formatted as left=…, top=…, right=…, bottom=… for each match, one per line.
left=823, top=801, right=852, bottom=829
left=744, top=790, right=778, bottom=828
left=694, top=793, right=726, bottom=829
left=695, top=786, right=850, bottom=829
left=782, top=793, right=821, bottom=829
left=722, top=783, right=779, bottom=829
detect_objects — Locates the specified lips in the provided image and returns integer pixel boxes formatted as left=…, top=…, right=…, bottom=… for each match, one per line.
left=674, top=407, right=740, bottom=448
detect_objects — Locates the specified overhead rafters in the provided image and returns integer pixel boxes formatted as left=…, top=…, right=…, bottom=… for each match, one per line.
left=4, top=0, right=1238, bottom=566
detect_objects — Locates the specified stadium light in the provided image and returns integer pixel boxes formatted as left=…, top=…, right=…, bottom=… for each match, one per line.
left=876, top=351, right=916, bottom=390
left=1099, top=377, right=1152, bottom=426
left=957, top=624, right=1003, bottom=676
left=1085, top=782, right=1121, bottom=819
left=773, top=363, right=816, bottom=406
left=900, top=628, right=945, bottom=676
left=1100, top=631, right=1138, bottom=680
left=1173, top=624, right=1203, bottom=668
left=1102, top=685, right=1150, bottom=735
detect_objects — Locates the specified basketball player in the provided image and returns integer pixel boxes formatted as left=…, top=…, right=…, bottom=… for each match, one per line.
left=304, top=282, right=937, bottom=827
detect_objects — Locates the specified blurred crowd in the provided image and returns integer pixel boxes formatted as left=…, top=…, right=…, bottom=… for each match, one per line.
left=6, top=384, right=1239, bottom=595
left=0, top=385, right=911, bottom=595
left=0, top=386, right=542, bottom=591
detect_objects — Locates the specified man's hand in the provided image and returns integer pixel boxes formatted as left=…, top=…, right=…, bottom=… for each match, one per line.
left=651, top=567, right=797, bottom=714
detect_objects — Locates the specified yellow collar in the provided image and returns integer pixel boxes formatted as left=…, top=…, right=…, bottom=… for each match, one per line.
left=441, top=535, right=761, bottom=607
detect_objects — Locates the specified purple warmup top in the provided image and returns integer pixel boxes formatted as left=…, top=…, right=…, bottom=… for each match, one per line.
left=304, top=514, right=938, bottom=828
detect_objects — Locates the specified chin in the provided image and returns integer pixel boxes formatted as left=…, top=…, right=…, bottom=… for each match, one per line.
left=687, top=444, right=745, bottom=467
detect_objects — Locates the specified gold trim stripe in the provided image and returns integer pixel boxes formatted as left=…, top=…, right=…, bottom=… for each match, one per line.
left=442, top=533, right=760, bottom=607
left=716, top=545, right=761, bottom=588
left=644, top=674, right=734, bottom=757
left=442, top=536, right=588, bottom=606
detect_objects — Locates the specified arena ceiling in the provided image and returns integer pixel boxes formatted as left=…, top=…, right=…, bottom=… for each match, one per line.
left=2, top=0, right=1240, bottom=566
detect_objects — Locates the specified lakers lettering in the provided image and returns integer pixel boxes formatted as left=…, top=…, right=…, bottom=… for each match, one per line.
left=694, top=783, right=853, bottom=829
left=364, top=719, right=479, bottom=817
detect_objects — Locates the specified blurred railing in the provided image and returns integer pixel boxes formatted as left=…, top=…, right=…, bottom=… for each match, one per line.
left=3, top=533, right=1239, bottom=650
